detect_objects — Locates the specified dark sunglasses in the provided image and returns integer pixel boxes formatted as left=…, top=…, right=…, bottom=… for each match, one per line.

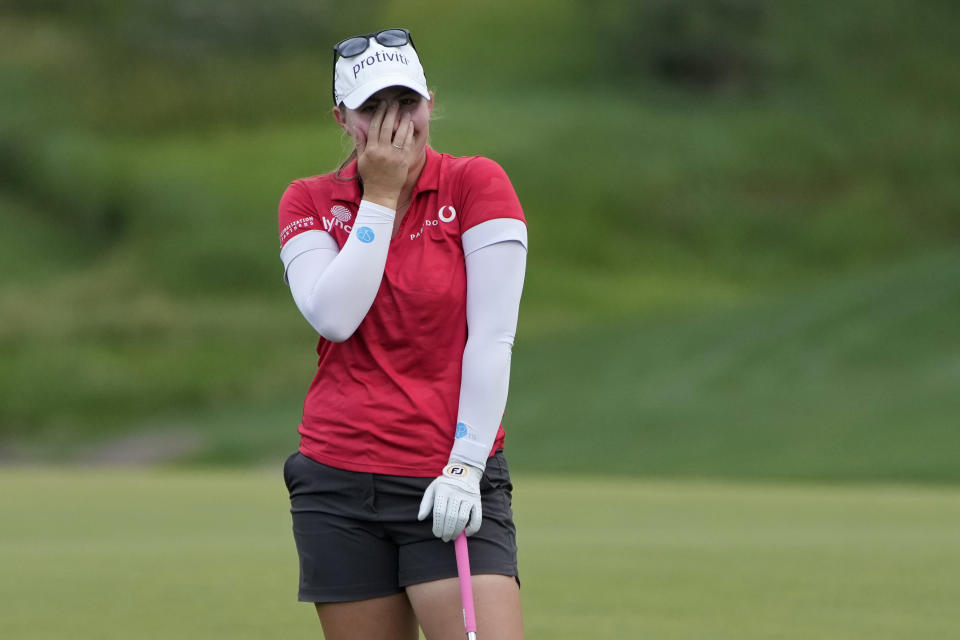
left=332, top=28, right=416, bottom=103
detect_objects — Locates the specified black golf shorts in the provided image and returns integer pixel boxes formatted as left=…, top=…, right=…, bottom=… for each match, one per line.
left=282, top=449, right=519, bottom=603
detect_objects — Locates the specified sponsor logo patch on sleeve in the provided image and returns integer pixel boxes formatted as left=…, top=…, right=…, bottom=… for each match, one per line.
left=280, top=217, right=316, bottom=244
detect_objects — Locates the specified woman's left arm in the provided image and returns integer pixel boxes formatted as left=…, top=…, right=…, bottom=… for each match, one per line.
left=417, top=227, right=527, bottom=542
left=450, top=238, right=528, bottom=467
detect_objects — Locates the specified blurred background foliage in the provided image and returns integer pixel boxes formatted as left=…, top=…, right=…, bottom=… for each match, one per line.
left=1, top=0, right=958, bottom=480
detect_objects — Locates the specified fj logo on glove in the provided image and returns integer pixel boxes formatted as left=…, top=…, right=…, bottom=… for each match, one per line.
left=420, top=462, right=484, bottom=541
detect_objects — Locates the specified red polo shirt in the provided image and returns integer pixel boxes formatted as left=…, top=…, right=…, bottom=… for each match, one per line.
left=278, top=147, right=526, bottom=476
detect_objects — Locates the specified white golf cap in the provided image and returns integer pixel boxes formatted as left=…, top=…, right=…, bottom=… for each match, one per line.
left=333, top=38, right=430, bottom=109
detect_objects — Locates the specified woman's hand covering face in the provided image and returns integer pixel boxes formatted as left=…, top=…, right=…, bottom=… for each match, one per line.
left=354, top=100, right=416, bottom=207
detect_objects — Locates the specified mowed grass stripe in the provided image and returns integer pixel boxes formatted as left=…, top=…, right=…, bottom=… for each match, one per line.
left=508, top=251, right=960, bottom=482
left=2, top=469, right=958, bottom=639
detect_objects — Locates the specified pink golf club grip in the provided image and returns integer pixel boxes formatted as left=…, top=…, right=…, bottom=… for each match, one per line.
left=454, top=532, right=478, bottom=639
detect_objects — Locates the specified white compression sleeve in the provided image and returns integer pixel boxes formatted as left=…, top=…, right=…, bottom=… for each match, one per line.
left=283, top=200, right=395, bottom=342
left=449, top=238, right=528, bottom=469
left=280, top=229, right=339, bottom=284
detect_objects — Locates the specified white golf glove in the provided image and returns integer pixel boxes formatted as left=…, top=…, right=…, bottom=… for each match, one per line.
left=417, top=461, right=484, bottom=542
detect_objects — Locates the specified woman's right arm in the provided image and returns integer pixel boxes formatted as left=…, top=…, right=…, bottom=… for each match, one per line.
left=282, top=200, right=395, bottom=342
left=281, top=100, right=413, bottom=342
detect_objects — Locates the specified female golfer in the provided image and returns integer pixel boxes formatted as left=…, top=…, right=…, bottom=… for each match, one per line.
left=278, top=28, right=527, bottom=639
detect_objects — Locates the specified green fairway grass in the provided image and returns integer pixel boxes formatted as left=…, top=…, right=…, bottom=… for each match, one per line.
left=507, top=250, right=960, bottom=482
left=1, top=468, right=958, bottom=639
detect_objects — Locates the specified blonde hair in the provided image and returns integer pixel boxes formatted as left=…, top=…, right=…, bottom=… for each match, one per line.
left=334, top=105, right=359, bottom=182
left=334, top=149, right=358, bottom=182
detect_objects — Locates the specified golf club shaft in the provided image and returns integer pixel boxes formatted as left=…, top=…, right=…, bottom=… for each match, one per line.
left=454, top=532, right=477, bottom=639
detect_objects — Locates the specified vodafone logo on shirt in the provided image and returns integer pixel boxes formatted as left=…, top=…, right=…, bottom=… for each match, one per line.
left=409, top=205, right=457, bottom=240
left=438, top=206, right=456, bottom=223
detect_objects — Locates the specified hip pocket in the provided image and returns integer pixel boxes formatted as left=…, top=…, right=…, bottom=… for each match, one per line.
left=481, top=451, right=513, bottom=493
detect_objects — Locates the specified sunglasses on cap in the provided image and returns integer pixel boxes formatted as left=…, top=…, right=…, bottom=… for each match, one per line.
left=334, top=28, right=415, bottom=59
left=332, top=28, right=417, bottom=103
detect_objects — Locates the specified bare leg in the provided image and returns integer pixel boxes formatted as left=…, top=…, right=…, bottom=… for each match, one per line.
left=314, top=592, right=419, bottom=640
left=406, top=575, right=523, bottom=640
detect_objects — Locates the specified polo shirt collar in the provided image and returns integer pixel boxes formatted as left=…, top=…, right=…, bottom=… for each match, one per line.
left=330, top=146, right=441, bottom=204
